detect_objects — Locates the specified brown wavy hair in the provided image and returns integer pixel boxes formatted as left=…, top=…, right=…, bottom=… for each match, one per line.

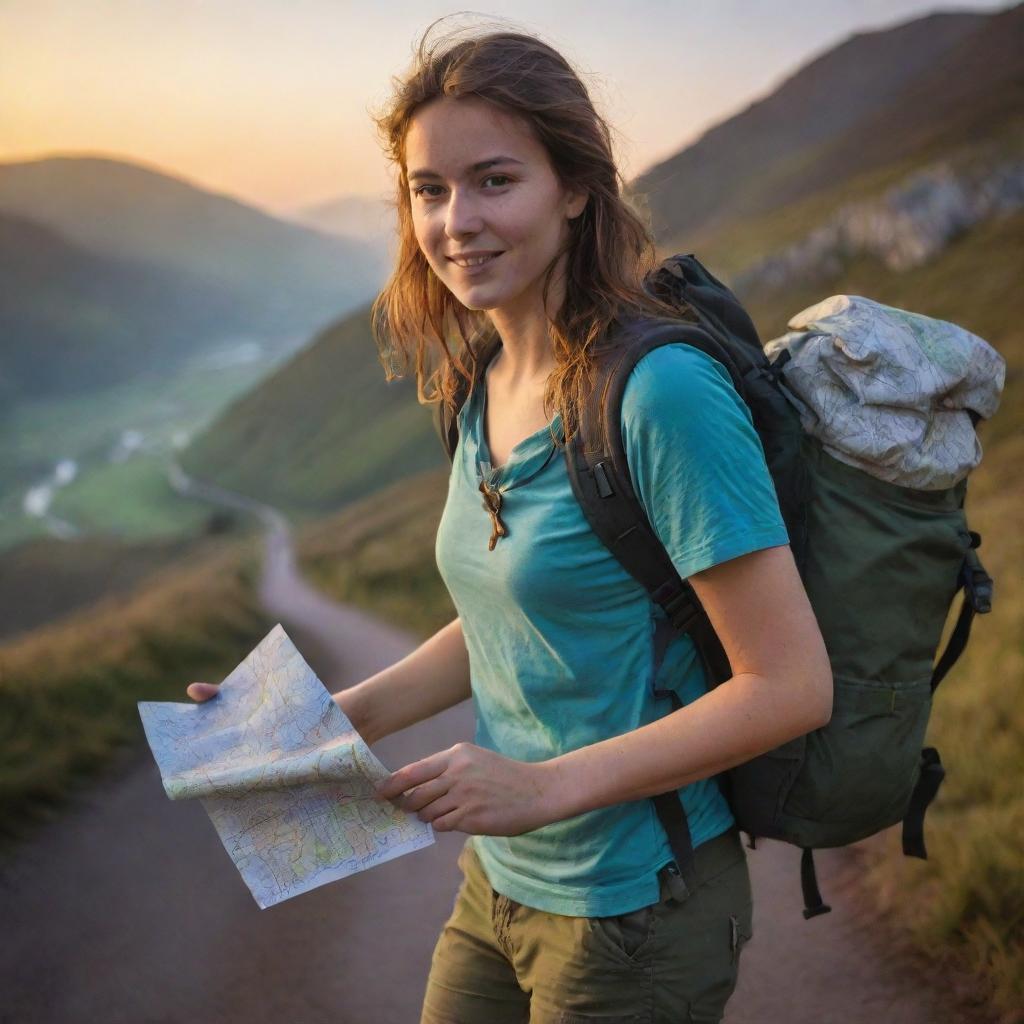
left=369, top=15, right=684, bottom=443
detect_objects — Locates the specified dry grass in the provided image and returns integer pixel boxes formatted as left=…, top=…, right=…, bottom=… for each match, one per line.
left=0, top=531, right=275, bottom=844
left=857, top=438, right=1024, bottom=1020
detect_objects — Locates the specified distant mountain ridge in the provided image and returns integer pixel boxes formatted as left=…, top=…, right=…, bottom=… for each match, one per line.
left=0, top=155, right=389, bottom=396
left=0, top=151, right=395, bottom=407
left=288, top=192, right=394, bottom=251
left=632, top=7, right=1016, bottom=249
left=0, top=209, right=275, bottom=406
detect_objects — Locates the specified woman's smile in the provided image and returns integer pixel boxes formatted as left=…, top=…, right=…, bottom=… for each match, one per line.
left=448, top=252, right=506, bottom=273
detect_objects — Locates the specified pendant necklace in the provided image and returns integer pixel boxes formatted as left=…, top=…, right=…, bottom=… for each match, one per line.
left=478, top=477, right=508, bottom=551
left=477, top=436, right=560, bottom=550
left=474, top=347, right=562, bottom=551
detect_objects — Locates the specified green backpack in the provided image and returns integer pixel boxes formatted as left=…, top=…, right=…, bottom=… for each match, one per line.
left=438, top=253, right=996, bottom=918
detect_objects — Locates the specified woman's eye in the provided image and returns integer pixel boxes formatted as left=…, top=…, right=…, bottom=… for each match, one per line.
left=412, top=175, right=512, bottom=200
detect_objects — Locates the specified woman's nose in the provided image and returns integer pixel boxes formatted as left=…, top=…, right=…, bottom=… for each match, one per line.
left=444, top=187, right=484, bottom=238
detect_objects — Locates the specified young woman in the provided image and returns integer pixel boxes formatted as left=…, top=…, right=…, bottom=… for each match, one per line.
left=190, top=19, right=832, bottom=1023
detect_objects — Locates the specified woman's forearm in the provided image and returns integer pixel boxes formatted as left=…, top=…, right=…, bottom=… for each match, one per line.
left=334, top=616, right=472, bottom=745
left=544, top=667, right=831, bottom=823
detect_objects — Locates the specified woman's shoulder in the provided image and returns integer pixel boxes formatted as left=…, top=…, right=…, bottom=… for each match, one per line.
left=621, top=338, right=742, bottom=424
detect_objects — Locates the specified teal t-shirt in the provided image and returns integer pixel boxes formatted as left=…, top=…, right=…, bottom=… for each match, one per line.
left=434, top=341, right=790, bottom=917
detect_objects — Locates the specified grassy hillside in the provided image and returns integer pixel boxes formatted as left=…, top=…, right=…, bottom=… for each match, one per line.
left=0, top=528, right=250, bottom=642
left=295, top=465, right=455, bottom=639
left=0, top=529, right=274, bottom=846
left=179, top=304, right=447, bottom=515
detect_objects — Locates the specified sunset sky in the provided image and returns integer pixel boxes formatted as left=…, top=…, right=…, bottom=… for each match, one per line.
left=1, top=0, right=1009, bottom=215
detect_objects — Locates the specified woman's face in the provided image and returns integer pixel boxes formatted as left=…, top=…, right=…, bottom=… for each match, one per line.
left=404, top=96, right=587, bottom=325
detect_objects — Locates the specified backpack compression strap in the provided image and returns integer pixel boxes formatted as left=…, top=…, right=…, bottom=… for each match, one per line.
left=901, top=531, right=993, bottom=859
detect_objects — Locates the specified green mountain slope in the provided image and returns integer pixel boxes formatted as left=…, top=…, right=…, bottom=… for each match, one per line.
left=178, top=306, right=446, bottom=513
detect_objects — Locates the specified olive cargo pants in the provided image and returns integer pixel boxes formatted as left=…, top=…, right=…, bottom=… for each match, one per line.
left=420, top=827, right=753, bottom=1023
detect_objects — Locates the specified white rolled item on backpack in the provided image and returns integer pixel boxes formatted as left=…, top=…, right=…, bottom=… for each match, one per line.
left=763, top=294, right=1006, bottom=489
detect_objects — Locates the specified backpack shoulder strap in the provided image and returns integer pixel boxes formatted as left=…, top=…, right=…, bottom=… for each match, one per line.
left=563, top=315, right=737, bottom=683
left=562, top=314, right=747, bottom=891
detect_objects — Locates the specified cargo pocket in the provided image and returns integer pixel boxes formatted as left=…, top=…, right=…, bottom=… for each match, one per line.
left=728, top=910, right=753, bottom=966
left=587, top=901, right=657, bottom=967
left=684, top=910, right=753, bottom=1021
left=682, top=871, right=753, bottom=1023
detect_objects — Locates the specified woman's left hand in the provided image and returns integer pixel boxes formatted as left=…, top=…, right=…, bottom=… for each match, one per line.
left=374, top=742, right=565, bottom=836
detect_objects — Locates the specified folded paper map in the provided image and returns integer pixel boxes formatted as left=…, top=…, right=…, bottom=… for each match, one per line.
left=138, top=623, right=434, bottom=908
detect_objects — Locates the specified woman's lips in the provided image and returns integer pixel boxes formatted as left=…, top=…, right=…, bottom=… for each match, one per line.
left=450, top=252, right=505, bottom=274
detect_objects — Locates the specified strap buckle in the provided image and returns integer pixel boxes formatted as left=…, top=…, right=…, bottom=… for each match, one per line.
left=658, top=861, right=691, bottom=902
left=652, top=582, right=701, bottom=632
left=963, top=549, right=993, bottom=614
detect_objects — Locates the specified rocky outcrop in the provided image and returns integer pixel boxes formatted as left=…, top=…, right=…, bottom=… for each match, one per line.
left=735, top=156, right=1024, bottom=294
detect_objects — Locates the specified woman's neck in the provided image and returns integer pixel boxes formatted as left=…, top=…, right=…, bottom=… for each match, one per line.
left=487, top=305, right=558, bottom=389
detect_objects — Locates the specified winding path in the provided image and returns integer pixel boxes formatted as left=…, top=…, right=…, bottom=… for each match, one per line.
left=0, top=473, right=965, bottom=1023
